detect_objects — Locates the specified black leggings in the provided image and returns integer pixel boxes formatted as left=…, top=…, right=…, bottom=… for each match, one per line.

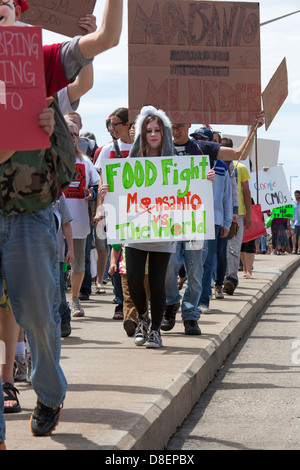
left=125, top=247, right=171, bottom=330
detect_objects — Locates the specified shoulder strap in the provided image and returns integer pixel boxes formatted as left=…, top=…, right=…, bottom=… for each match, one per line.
left=194, top=141, right=204, bottom=155
left=113, top=140, right=122, bottom=158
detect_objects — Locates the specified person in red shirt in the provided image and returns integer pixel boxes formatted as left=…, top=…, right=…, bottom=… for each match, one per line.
left=0, top=0, right=124, bottom=446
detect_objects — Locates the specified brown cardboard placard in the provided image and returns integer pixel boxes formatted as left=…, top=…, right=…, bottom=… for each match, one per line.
left=20, top=0, right=96, bottom=38
left=0, top=26, right=49, bottom=151
left=128, top=1, right=261, bottom=125
left=262, top=57, right=288, bottom=130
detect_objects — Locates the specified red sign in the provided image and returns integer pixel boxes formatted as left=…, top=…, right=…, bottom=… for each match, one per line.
left=0, top=25, right=49, bottom=151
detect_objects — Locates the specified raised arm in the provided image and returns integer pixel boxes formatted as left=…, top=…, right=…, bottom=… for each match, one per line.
left=66, top=63, right=94, bottom=105
left=217, top=111, right=265, bottom=162
left=78, top=0, right=123, bottom=59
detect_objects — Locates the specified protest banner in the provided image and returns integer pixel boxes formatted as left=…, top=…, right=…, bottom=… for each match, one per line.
left=272, top=205, right=294, bottom=219
left=0, top=25, right=49, bottom=151
left=101, top=155, right=215, bottom=244
left=262, top=57, right=288, bottom=131
left=128, top=1, right=261, bottom=124
left=20, top=0, right=96, bottom=37
left=249, top=165, right=292, bottom=212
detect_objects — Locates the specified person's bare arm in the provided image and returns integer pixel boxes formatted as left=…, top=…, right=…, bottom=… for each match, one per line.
left=78, top=0, right=123, bottom=59
left=242, top=180, right=252, bottom=230
left=66, top=14, right=97, bottom=104
left=62, top=221, right=75, bottom=264
left=66, top=63, right=94, bottom=105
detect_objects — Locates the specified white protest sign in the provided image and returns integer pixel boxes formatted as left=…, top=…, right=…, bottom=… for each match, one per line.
left=249, top=166, right=292, bottom=212
left=101, top=155, right=215, bottom=244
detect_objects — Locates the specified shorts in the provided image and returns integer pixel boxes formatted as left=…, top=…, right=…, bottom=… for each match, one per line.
left=71, top=238, right=87, bottom=274
left=241, top=239, right=256, bottom=253
left=95, top=221, right=107, bottom=250
left=291, top=225, right=300, bottom=236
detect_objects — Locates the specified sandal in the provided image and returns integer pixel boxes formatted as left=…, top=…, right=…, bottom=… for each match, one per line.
left=96, top=285, right=106, bottom=294
left=113, top=312, right=124, bottom=320
left=3, top=382, right=21, bottom=414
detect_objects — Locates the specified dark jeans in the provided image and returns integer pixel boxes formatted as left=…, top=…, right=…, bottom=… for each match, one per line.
left=81, top=226, right=93, bottom=294
left=125, top=247, right=171, bottom=330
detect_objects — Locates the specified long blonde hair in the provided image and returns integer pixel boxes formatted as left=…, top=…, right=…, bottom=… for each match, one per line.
left=138, top=115, right=164, bottom=157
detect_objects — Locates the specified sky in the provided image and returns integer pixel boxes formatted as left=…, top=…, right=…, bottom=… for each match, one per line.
left=40, top=0, right=300, bottom=196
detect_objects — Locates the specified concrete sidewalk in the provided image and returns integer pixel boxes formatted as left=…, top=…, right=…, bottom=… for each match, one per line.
left=4, top=254, right=300, bottom=450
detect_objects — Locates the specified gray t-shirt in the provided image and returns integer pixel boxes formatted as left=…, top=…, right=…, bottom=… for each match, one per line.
left=60, top=36, right=93, bottom=83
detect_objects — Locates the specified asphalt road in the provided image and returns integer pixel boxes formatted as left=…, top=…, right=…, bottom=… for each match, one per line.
left=167, top=265, right=300, bottom=450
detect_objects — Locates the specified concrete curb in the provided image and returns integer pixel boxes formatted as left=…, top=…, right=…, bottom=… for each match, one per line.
left=118, top=256, right=300, bottom=450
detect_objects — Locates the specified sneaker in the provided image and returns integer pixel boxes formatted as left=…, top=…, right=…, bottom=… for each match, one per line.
left=61, top=322, right=71, bottom=338
left=145, top=329, right=162, bottom=348
left=223, top=279, right=236, bottom=295
left=30, top=399, right=62, bottom=437
left=71, top=298, right=85, bottom=317
left=123, top=319, right=137, bottom=337
left=184, top=320, right=202, bottom=335
left=14, top=356, right=27, bottom=382
left=134, top=320, right=149, bottom=346
left=79, top=288, right=90, bottom=301
left=160, top=302, right=180, bottom=331
left=215, top=285, right=224, bottom=299
left=199, top=304, right=212, bottom=314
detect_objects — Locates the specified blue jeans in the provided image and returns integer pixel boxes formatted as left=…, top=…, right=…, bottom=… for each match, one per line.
left=165, top=241, right=203, bottom=321
left=215, top=232, right=229, bottom=286
left=0, top=206, right=67, bottom=416
left=200, top=225, right=221, bottom=307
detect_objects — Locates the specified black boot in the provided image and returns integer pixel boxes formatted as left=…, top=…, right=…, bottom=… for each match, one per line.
left=160, top=302, right=180, bottom=331
left=183, top=320, right=201, bottom=335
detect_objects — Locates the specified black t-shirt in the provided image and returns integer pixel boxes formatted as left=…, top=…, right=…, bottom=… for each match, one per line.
left=173, top=138, right=221, bottom=169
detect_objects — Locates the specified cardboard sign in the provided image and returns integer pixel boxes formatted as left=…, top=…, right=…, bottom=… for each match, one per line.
left=262, top=57, right=288, bottom=130
left=128, top=1, right=261, bottom=124
left=0, top=25, right=49, bottom=151
left=101, top=155, right=215, bottom=243
left=20, top=0, right=96, bottom=38
left=249, top=166, right=292, bottom=212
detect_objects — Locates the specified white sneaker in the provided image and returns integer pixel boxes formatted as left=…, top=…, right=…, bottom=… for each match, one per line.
left=215, top=286, right=224, bottom=299
left=199, top=304, right=212, bottom=314
left=145, top=329, right=162, bottom=348
left=134, top=320, right=149, bottom=346
left=71, top=298, right=85, bottom=317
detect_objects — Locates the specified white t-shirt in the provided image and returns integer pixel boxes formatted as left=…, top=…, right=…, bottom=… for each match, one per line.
left=53, top=194, right=73, bottom=262
left=64, top=154, right=99, bottom=239
left=94, top=139, right=132, bottom=172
